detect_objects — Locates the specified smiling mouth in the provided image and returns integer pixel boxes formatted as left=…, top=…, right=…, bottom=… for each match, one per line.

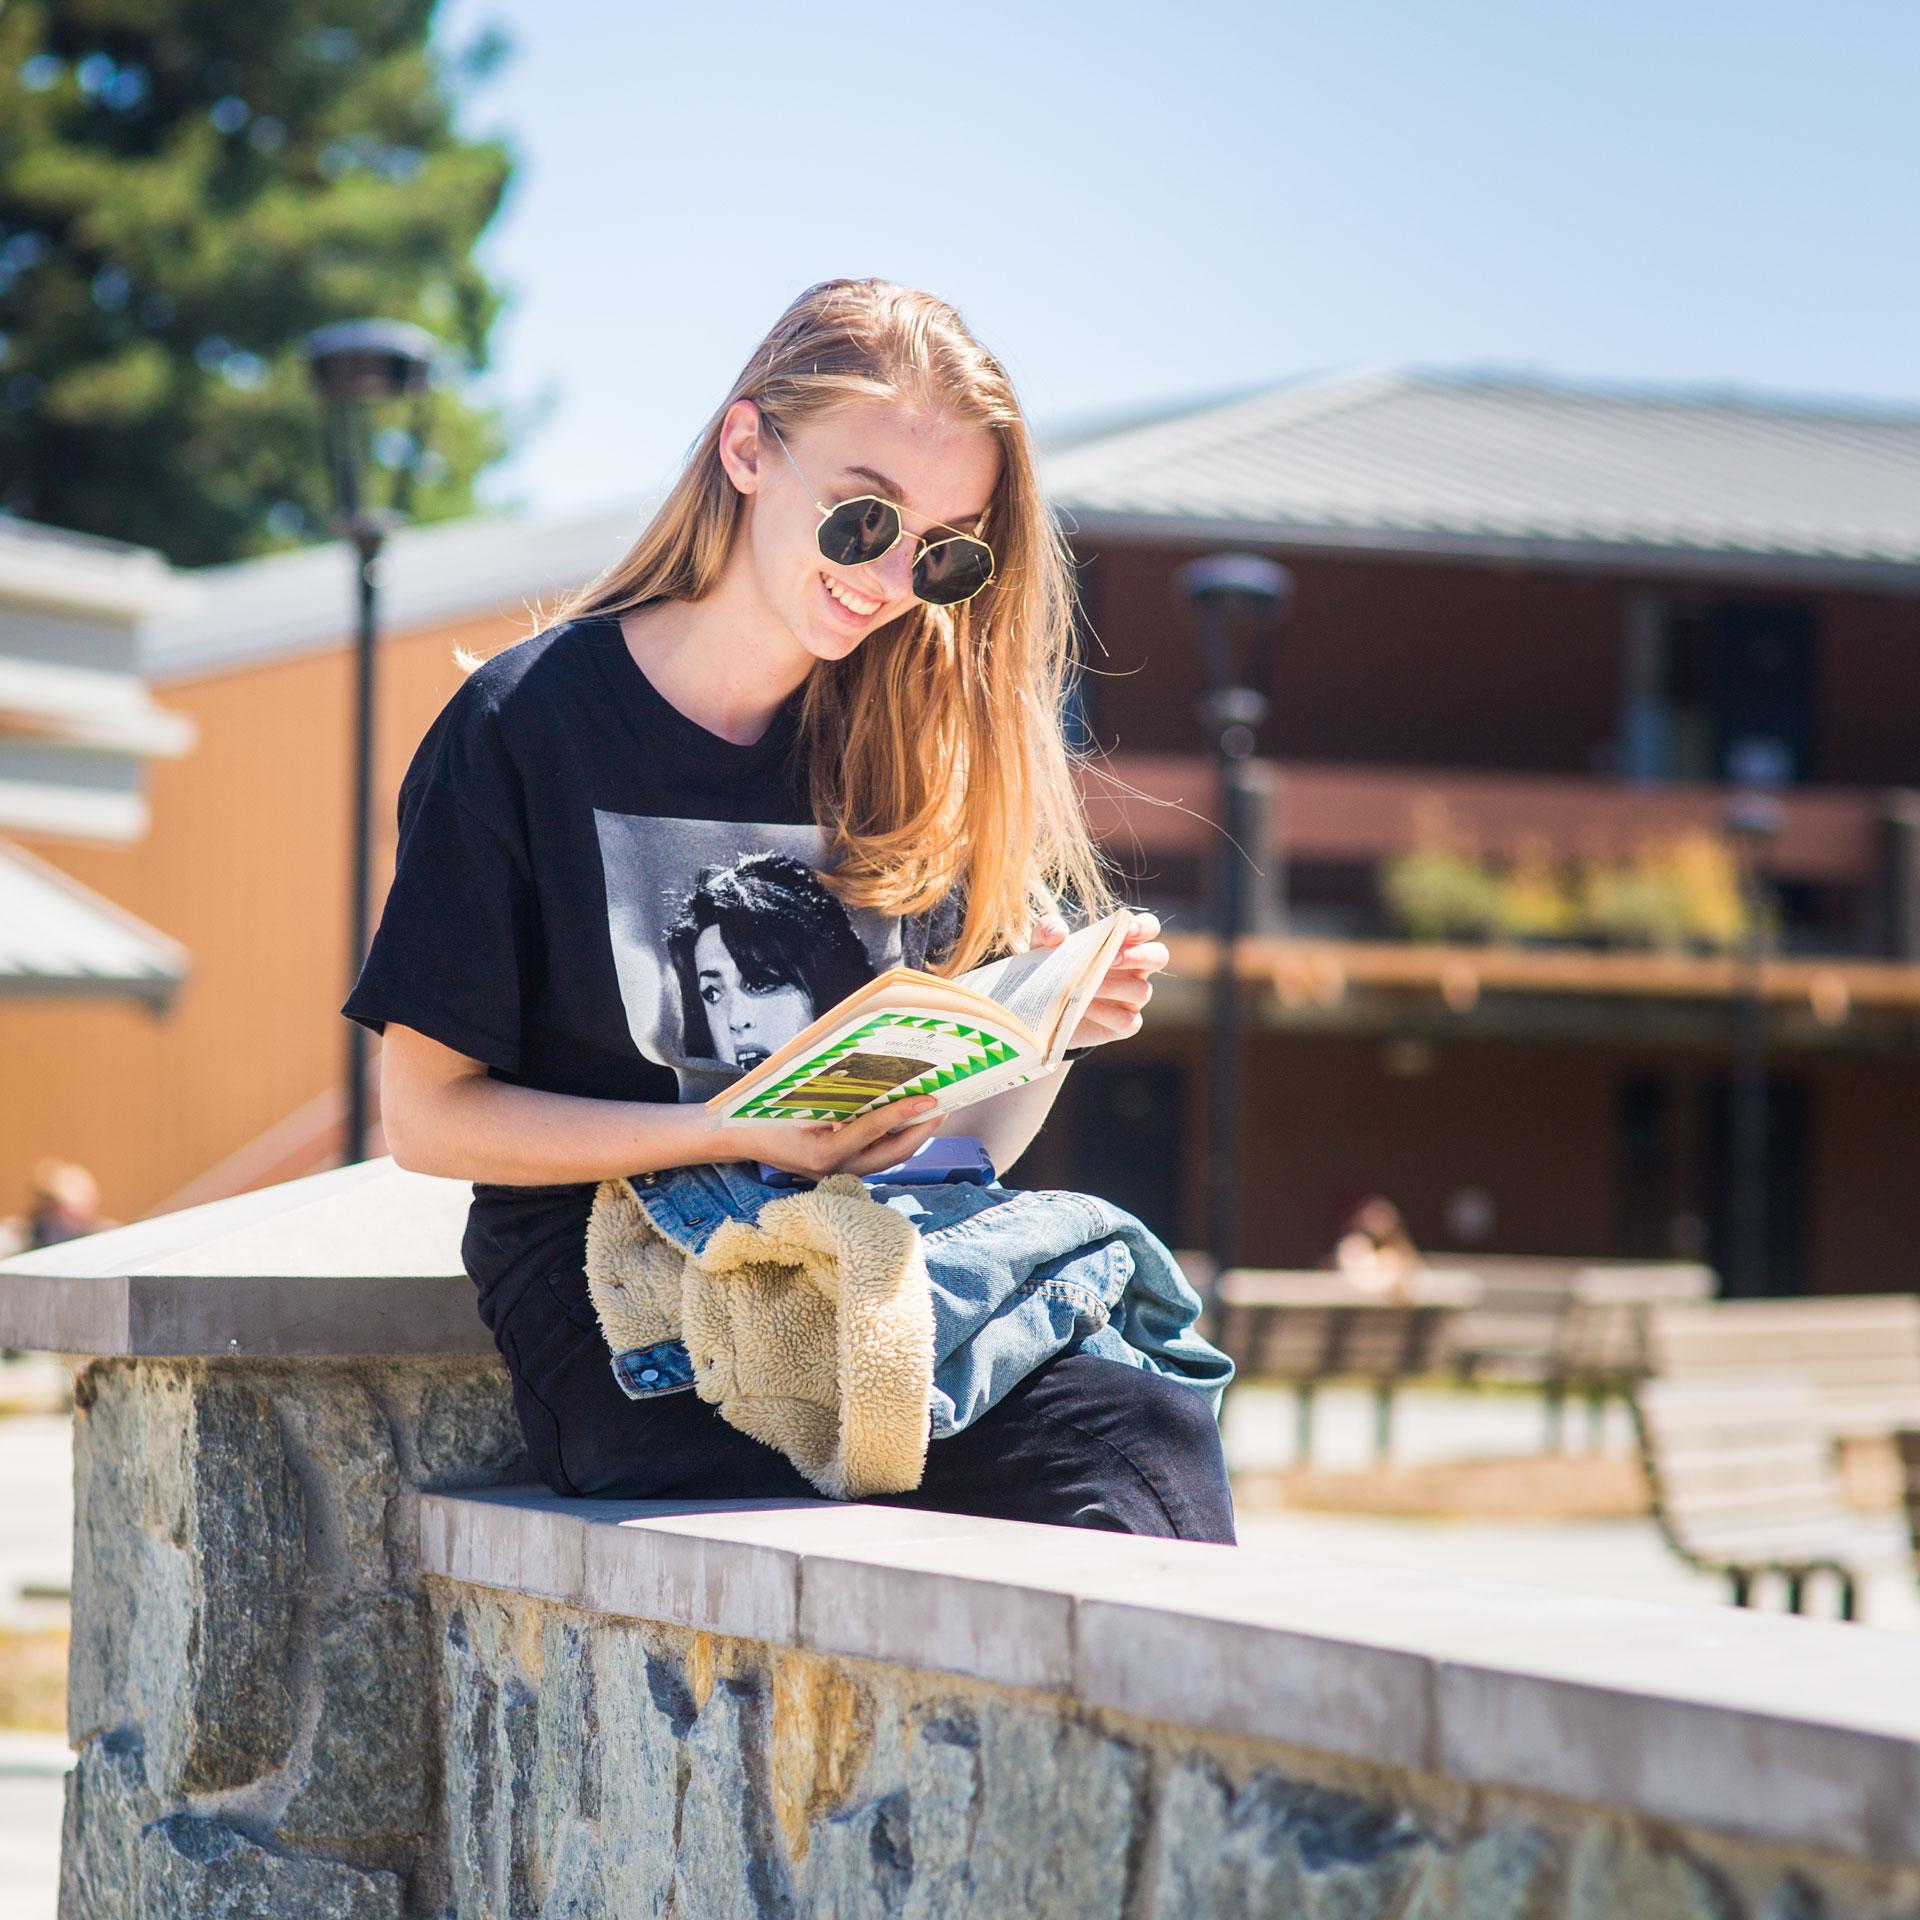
left=819, top=571, right=883, bottom=620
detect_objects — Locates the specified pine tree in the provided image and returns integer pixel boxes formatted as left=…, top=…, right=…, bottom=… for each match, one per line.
left=0, top=0, right=514, bottom=565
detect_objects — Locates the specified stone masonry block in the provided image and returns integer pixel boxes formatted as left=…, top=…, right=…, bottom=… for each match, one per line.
left=68, top=1365, right=304, bottom=1796
left=961, top=1700, right=1143, bottom=1920
left=803, top=1788, right=914, bottom=1920
left=274, top=1374, right=401, bottom=1590
left=1403, top=1825, right=1564, bottom=1920
left=135, top=1813, right=402, bottom=1919
left=278, top=1592, right=432, bottom=1849
left=590, top=1621, right=682, bottom=1919
left=1567, top=1823, right=1744, bottom=1920
left=675, top=1670, right=796, bottom=1920
left=174, top=1370, right=305, bottom=1791
left=58, top=1728, right=156, bottom=1920
left=1147, top=1752, right=1435, bottom=1919
left=443, top=1607, right=503, bottom=1920
left=381, top=1360, right=527, bottom=1489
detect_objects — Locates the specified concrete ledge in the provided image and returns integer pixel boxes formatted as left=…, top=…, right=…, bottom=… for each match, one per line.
left=0, top=1157, right=491, bottom=1356
left=421, top=1485, right=1920, bottom=1866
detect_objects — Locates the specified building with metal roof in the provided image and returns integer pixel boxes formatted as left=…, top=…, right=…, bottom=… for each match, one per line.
left=1044, top=367, right=1920, bottom=591
left=5, top=363, right=1917, bottom=1292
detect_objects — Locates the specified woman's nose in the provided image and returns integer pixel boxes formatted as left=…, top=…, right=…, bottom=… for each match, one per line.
left=862, top=534, right=918, bottom=599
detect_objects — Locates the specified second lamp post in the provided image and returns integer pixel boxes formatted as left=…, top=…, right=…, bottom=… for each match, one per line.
left=304, top=318, right=440, bottom=1166
left=1175, top=554, right=1293, bottom=1290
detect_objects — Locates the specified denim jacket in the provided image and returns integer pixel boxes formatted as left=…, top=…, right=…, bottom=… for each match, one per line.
left=606, top=1158, right=1233, bottom=1436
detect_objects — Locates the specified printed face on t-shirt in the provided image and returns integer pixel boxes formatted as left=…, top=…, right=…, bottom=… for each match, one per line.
left=691, top=923, right=815, bottom=1072
left=594, top=811, right=903, bottom=1101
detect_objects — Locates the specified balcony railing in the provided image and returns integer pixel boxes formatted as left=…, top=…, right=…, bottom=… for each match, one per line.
left=1077, top=756, right=1920, bottom=961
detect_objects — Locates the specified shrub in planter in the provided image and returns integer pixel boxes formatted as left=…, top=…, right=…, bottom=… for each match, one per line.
left=1491, top=837, right=1580, bottom=946
left=1576, top=853, right=1687, bottom=950
left=1379, top=846, right=1503, bottom=942
left=1649, top=830, right=1751, bottom=952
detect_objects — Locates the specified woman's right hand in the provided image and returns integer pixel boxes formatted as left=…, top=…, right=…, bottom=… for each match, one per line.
left=720, top=1096, right=943, bottom=1181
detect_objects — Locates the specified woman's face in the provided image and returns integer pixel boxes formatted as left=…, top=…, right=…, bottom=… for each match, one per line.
left=725, top=393, right=1001, bottom=664
left=693, top=924, right=814, bottom=1071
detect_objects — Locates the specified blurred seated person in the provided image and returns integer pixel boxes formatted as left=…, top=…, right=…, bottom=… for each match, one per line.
left=8, top=1158, right=113, bottom=1251
left=1323, top=1193, right=1422, bottom=1302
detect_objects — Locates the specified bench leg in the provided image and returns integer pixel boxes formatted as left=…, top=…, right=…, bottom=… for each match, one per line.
left=1374, top=1385, right=1394, bottom=1462
left=1785, top=1571, right=1806, bottom=1614
left=1295, top=1386, right=1316, bottom=1465
left=1839, top=1571, right=1858, bottom=1623
left=1543, top=1383, right=1565, bottom=1453
left=1728, top=1568, right=1752, bottom=1607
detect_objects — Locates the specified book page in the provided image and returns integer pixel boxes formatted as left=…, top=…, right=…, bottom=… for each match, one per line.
left=951, top=909, right=1130, bottom=1060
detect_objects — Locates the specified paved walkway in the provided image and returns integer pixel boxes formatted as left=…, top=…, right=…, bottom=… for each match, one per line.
left=0, top=1414, right=71, bottom=1635
left=0, top=1735, right=64, bottom=1920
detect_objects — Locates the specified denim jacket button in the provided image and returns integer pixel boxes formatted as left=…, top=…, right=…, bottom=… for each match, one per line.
left=640, top=1368, right=659, bottom=1383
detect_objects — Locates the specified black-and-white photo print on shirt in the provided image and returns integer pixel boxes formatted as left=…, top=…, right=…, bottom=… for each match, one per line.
left=593, top=813, right=901, bottom=1101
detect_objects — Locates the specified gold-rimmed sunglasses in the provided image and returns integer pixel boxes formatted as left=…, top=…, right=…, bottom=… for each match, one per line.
left=765, top=419, right=997, bottom=608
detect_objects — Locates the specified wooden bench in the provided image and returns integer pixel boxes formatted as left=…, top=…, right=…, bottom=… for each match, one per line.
left=1645, top=1294, right=1920, bottom=1450
left=1551, top=1264, right=1718, bottom=1442
left=1632, top=1374, right=1875, bottom=1619
left=1439, top=1258, right=1715, bottom=1448
left=1213, top=1268, right=1480, bottom=1461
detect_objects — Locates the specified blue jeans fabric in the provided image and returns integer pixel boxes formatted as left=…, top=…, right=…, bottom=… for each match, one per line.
left=615, top=1160, right=1234, bottom=1437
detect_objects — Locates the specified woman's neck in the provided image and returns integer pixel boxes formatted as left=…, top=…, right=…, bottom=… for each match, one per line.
left=615, top=579, right=814, bottom=748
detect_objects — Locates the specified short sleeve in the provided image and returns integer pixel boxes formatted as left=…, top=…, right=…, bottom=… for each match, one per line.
left=342, top=692, right=536, bottom=1075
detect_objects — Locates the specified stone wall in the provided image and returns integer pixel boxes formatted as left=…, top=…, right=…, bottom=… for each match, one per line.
left=59, top=1356, right=528, bottom=1920
left=12, top=1156, right=1920, bottom=1920
left=432, top=1581, right=1920, bottom=1920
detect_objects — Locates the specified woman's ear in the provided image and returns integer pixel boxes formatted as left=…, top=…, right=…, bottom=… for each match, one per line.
left=716, top=399, right=764, bottom=498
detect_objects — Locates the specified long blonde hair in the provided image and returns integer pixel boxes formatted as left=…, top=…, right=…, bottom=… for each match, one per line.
left=486, top=278, right=1117, bottom=975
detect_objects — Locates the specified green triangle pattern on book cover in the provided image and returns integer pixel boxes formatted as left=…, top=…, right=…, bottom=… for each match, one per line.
left=732, top=1011, right=1018, bottom=1120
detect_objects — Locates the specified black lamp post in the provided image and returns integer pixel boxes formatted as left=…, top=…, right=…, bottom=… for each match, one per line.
left=1174, top=554, right=1293, bottom=1290
left=304, top=319, right=440, bottom=1166
left=1723, top=788, right=1783, bottom=1297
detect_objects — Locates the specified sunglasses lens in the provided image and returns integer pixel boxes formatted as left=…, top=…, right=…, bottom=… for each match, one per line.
left=913, top=537, right=995, bottom=606
left=817, top=497, right=899, bottom=568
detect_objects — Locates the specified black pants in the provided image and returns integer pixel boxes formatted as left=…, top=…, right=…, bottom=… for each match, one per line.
left=497, top=1262, right=1238, bottom=1545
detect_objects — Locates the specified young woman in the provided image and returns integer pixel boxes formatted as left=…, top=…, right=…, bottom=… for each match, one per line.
left=345, top=277, right=1236, bottom=1543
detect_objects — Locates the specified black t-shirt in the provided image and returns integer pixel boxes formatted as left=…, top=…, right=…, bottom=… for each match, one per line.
left=342, top=609, right=959, bottom=1333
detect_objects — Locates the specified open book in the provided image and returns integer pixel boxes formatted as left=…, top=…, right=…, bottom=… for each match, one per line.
left=706, top=907, right=1134, bottom=1128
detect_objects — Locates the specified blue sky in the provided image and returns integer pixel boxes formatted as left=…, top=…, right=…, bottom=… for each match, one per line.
left=434, top=0, right=1917, bottom=519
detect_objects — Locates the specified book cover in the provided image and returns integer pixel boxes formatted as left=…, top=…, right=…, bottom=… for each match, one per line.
left=706, top=908, right=1131, bottom=1127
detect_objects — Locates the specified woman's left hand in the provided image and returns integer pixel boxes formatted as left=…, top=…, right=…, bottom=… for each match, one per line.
left=1029, top=910, right=1168, bottom=1052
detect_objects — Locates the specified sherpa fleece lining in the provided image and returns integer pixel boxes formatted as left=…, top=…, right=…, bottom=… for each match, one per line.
left=583, top=1173, right=936, bottom=1499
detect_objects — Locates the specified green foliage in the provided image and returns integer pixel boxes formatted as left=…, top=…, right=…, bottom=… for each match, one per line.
left=1378, top=799, right=1762, bottom=951
left=0, top=0, right=515, bottom=564
left=1378, top=846, right=1504, bottom=942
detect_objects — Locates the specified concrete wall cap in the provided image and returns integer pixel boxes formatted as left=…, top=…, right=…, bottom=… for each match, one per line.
left=0, top=1157, right=488, bottom=1355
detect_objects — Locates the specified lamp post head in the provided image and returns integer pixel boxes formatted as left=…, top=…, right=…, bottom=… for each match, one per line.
left=302, top=319, right=442, bottom=543
left=303, top=320, right=439, bottom=403
left=1174, top=553, right=1294, bottom=623
left=1174, top=552, right=1294, bottom=749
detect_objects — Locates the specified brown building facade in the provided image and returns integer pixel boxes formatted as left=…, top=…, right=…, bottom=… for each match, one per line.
left=5, top=370, right=1917, bottom=1296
